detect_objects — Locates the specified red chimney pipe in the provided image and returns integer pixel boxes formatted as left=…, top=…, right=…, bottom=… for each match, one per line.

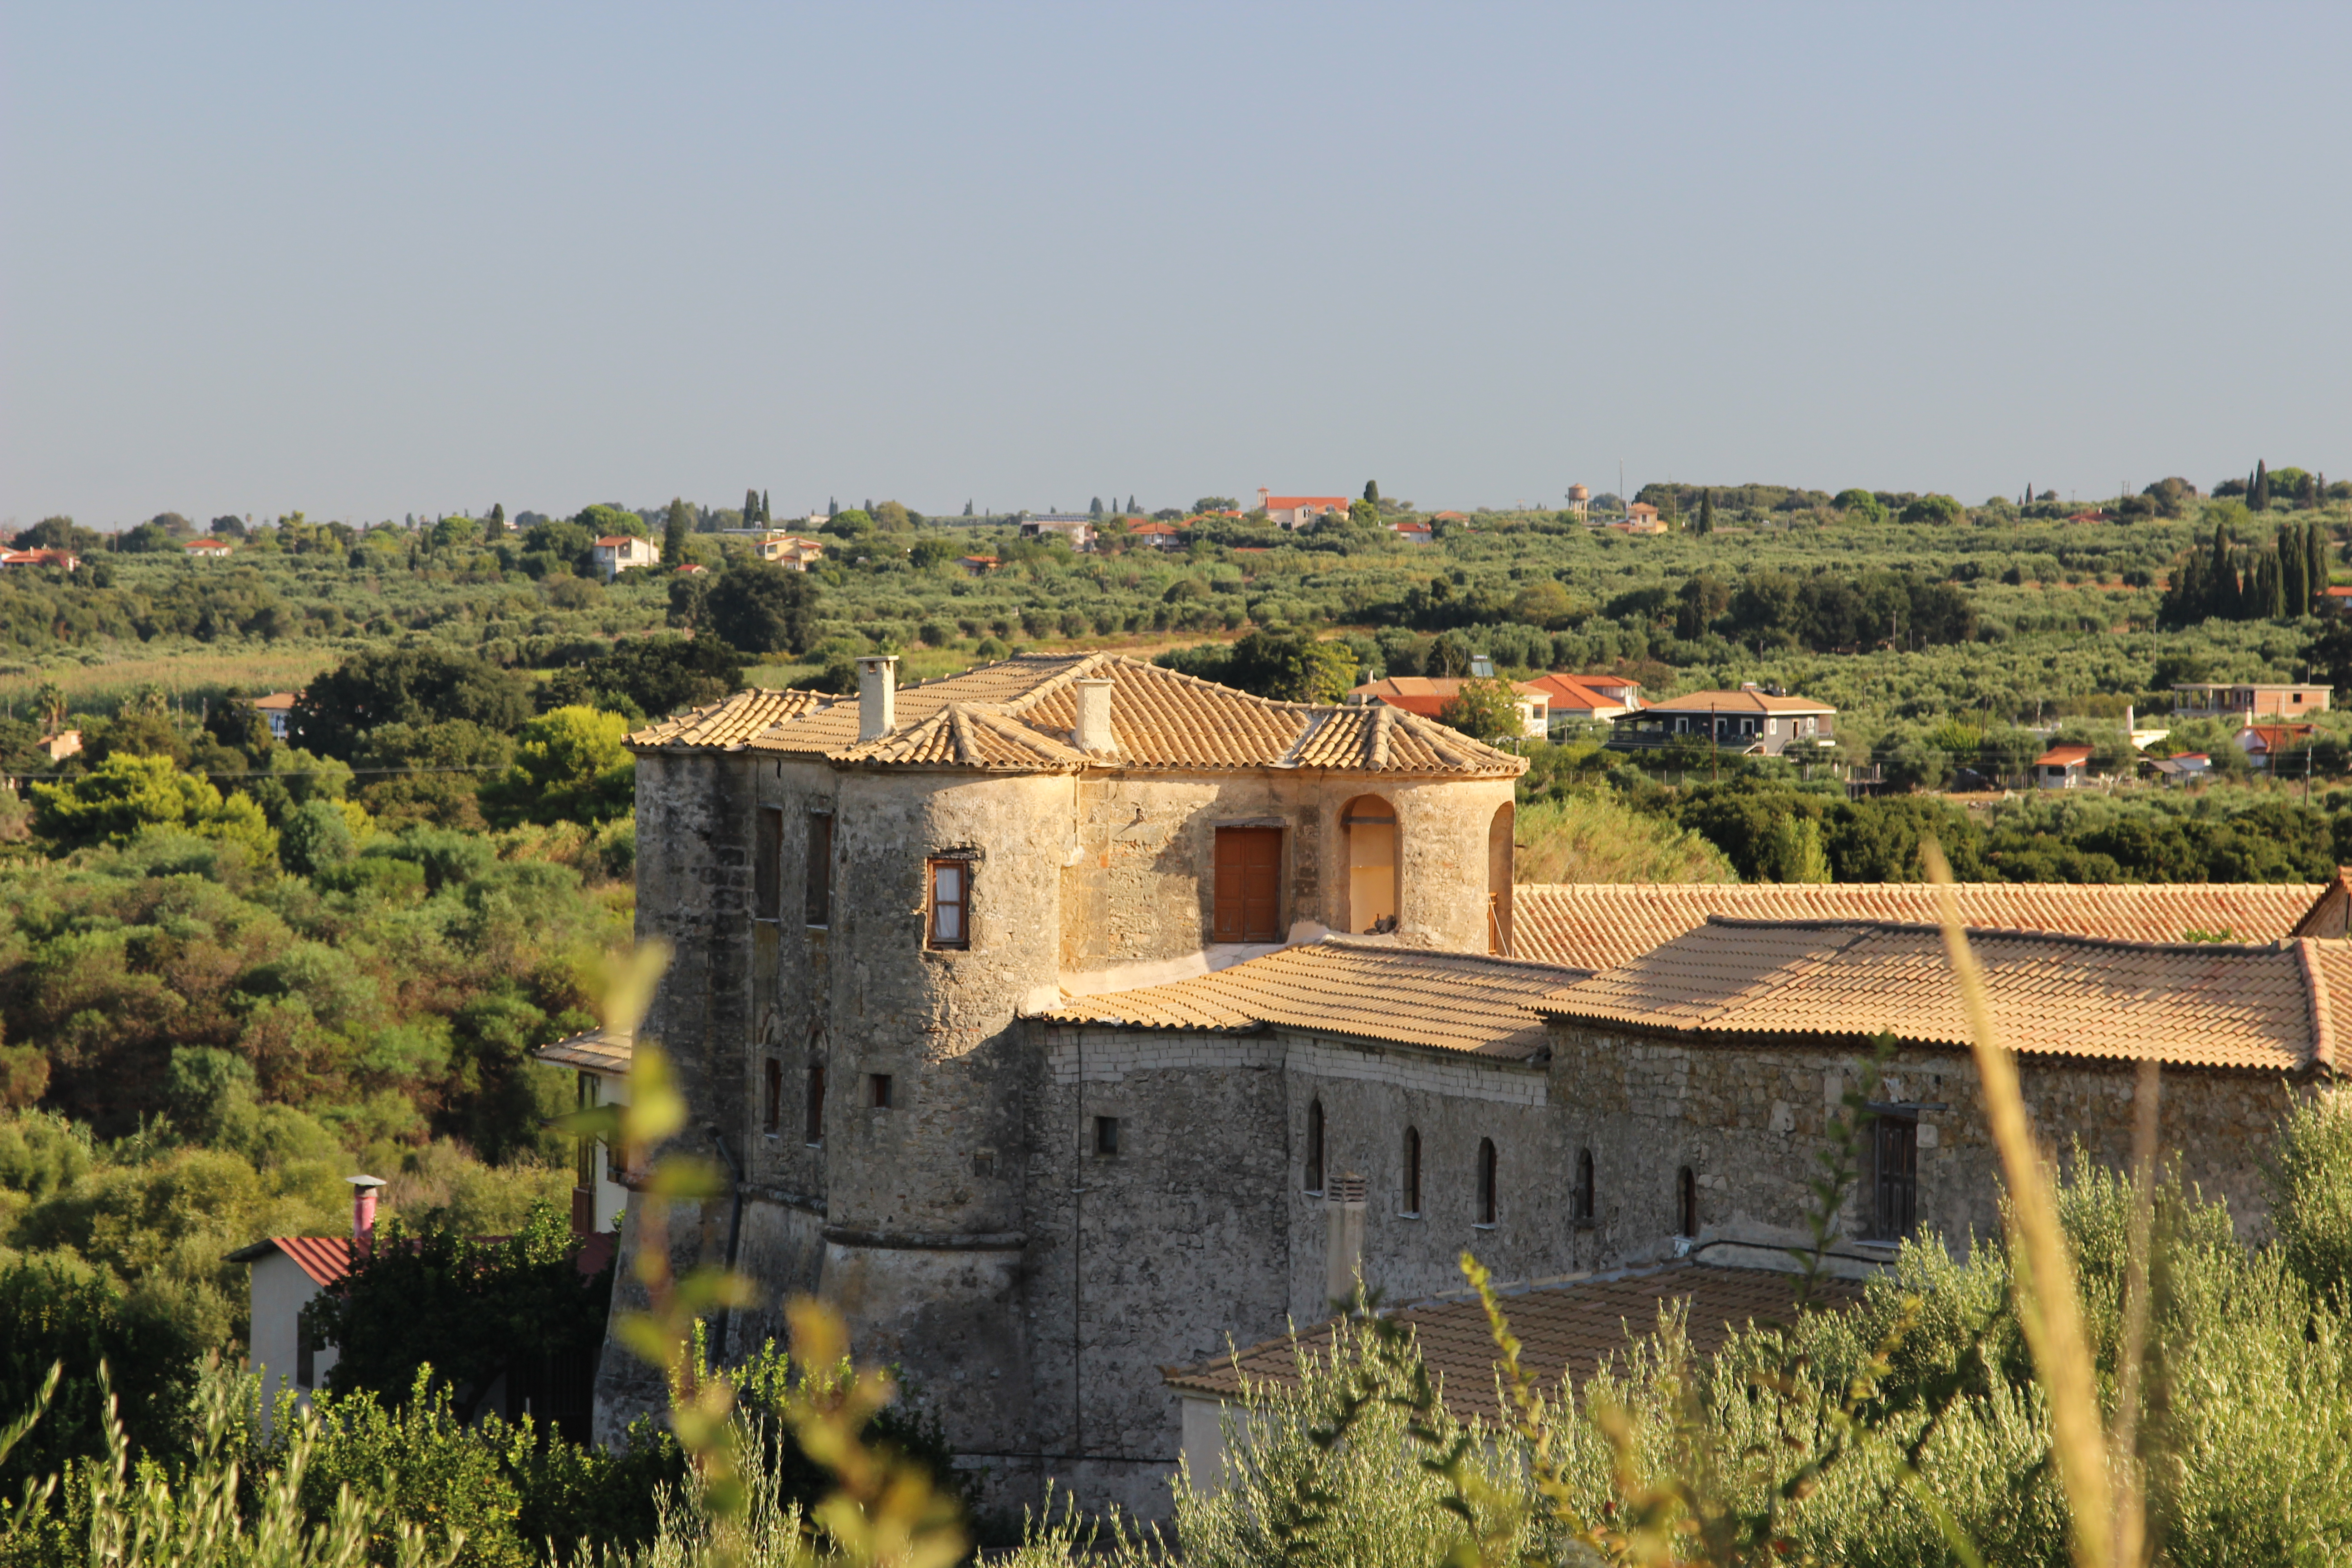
left=348, top=1175, right=386, bottom=1242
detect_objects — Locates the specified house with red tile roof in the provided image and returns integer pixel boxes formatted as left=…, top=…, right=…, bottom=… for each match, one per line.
left=1257, top=491, right=1351, bottom=529
left=590, top=534, right=660, bottom=579
left=184, top=538, right=235, bottom=558
left=2238, top=722, right=2316, bottom=769
left=1522, top=672, right=1644, bottom=726
left=1348, top=675, right=1550, bottom=737
left=2034, top=741, right=2095, bottom=789
left=0, top=548, right=79, bottom=571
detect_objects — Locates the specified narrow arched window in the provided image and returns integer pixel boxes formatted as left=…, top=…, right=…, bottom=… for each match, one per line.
left=1677, top=1166, right=1698, bottom=1239
left=1477, top=1138, right=1498, bottom=1226
left=1575, top=1149, right=1594, bottom=1221
left=1305, top=1099, right=1325, bottom=1194
left=1402, top=1127, right=1421, bottom=1216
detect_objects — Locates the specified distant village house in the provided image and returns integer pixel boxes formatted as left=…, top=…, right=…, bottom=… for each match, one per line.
left=590, top=535, right=661, bottom=580
left=1607, top=685, right=1833, bottom=756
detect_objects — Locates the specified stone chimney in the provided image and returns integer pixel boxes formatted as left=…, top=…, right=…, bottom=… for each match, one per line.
left=857, top=656, right=898, bottom=742
left=1323, top=1172, right=1367, bottom=1306
left=1072, top=677, right=1117, bottom=754
left=348, top=1174, right=386, bottom=1242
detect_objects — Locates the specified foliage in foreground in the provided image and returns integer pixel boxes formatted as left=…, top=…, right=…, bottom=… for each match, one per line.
left=998, top=1139, right=2352, bottom=1568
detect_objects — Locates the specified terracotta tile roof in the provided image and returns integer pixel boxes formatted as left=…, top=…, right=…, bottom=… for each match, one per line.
left=230, top=1232, right=617, bottom=1285
left=2035, top=743, right=2094, bottom=767
left=531, top=1024, right=633, bottom=1075
left=253, top=692, right=299, bottom=711
left=627, top=688, right=832, bottom=749
left=1163, top=1263, right=1862, bottom=1421
left=1041, top=939, right=1585, bottom=1057
left=1509, top=882, right=2322, bottom=972
left=2243, top=725, right=2316, bottom=749
left=631, top=654, right=1524, bottom=777
left=1643, top=688, right=1835, bottom=716
left=1523, top=672, right=1642, bottom=713
left=1262, top=495, right=1351, bottom=510
left=1537, top=916, right=2338, bottom=1073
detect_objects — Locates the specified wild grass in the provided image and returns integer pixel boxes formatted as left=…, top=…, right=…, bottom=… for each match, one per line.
left=1514, top=791, right=1739, bottom=884
left=0, top=647, right=348, bottom=718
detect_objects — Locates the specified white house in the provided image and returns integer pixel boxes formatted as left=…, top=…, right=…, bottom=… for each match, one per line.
left=255, top=692, right=299, bottom=741
left=1259, top=492, right=1351, bottom=529
left=226, top=1176, right=382, bottom=1422
left=590, top=535, right=662, bottom=580
left=2034, top=742, right=2093, bottom=789
left=532, top=1024, right=635, bottom=1235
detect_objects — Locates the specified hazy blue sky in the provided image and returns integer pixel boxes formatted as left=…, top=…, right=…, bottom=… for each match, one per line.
left=5, top=4, right=2348, bottom=529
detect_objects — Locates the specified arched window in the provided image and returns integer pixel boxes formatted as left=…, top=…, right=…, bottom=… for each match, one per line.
left=1574, top=1149, right=1594, bottom=1222
left=1305, top=1099, right=1325, bottom=1194
left=1486, top=802, right=1514, bottom=955
left=1342, top=795, right=1398, bottom=935
left=1477, top=1138, right=1499, bottom=1226
left=1402, top=1127, right=1421, bottom=1216
left=1677, top=1166, right=1698, bottom=1239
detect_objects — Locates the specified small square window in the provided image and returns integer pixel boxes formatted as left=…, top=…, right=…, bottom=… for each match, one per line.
left=869, top=1073, right=893, bottom=1110
left=1095, top=1116, right=1120, bottom=1156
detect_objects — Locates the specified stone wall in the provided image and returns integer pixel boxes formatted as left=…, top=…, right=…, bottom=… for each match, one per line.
left=1548, top=1024, right=2310, bottom=1256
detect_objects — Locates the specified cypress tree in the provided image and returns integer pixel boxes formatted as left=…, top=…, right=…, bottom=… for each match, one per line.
left=2313, top=519, right=2332, bottom=606
left=1089, top=497, right=1104, bottom=518
left=1698, top=490, right=1716, bottom=535
left=963, top=500, right=975, bottom=517
left=744, top=488, right=760, bottom=523
left=664, top=496, right=692, bottom=565
left=2254, top=460, right=2271, bottom=511
left=2282, top=525, right=2307, bottom=614
left=2207, top=521, right=2237, bottom=620
left=489, top=502, right=505, bottom=537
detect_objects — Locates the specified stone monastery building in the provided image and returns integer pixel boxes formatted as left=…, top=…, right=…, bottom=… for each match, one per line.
left=598, top=652, right=2343, bottom=1517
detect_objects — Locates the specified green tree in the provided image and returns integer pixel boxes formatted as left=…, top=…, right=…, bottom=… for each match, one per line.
left=10, top=516, right=104, bottom=554
left=1831, top=488, right=1886, bottom=524
left=1363, top=480, right=1381, bottom=505
left=480, top=706, right=635, bottom=827
left=2268, top=1092, right=2352, bottom=1306
left=1696, top=488, right=1716, bottom=535
left=29, top=753, right=271, bottom=852
left=705, top=562, right=818, bottom=656
left=1436, top=678, right=1525, bottom=744
left=573, top=503, right=644, bottom=539
left=289, top=647, right=533, bottom=760
left=1510, top=578, right=1578, bottom=631
left=1897, top=493, right=1965, bottom=526
left=2253, top=459, right=2271, bottom=510
left=278, top=797, right=360, bottom=877
left=304, top=1206, right=613, bottom=1426
left=663, top=496, right=693, bottom=566
left=487, top=502, right=505, bottom=536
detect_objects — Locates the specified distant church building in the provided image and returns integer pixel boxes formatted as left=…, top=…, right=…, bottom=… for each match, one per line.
left=603, top=653, right=2340, bottom=1519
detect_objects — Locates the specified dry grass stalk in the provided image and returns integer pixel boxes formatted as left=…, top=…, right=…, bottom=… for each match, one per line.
left=1923, top=840, right=2126, bottom=1568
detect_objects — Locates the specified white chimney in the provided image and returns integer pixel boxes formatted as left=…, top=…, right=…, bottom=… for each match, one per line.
left=348, top=1174, right=386, bottom=1241
left=1323, top=1172, right=1367, bottom=1306
left=1072, top=677, right=1117, bottom=754
left=857, top=656, right=898, bottom=742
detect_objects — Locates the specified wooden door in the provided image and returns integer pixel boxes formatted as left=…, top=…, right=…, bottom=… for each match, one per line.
left=1213, top=827, right=1282, bottom=942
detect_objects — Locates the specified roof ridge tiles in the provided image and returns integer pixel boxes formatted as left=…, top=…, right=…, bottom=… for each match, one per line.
left=2300, top=937, right=2338, bottom=1073
left=1696, top=913, right=2289, bottom=954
